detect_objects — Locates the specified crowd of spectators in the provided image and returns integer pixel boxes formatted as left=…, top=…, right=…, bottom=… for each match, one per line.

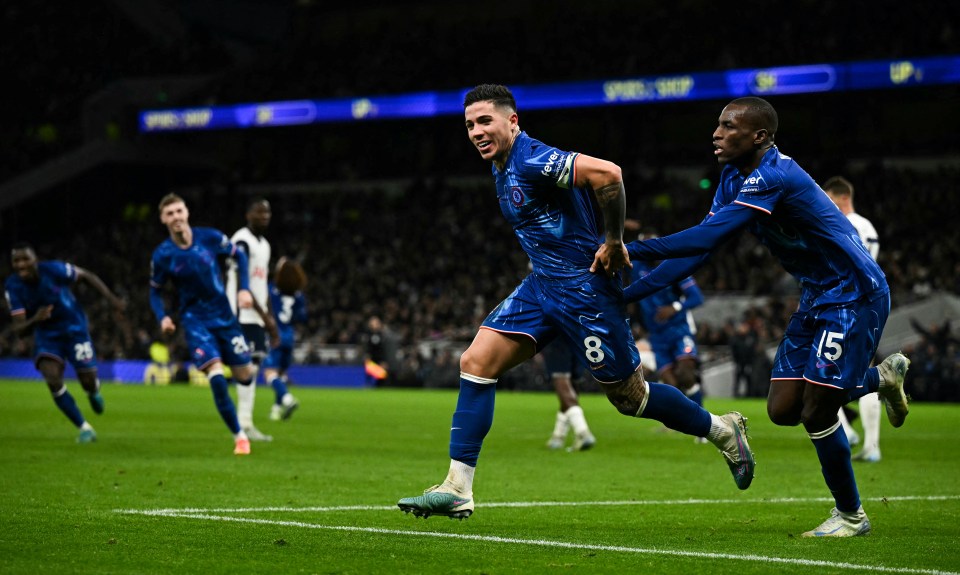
left=2, top=0, right=957, bottom=184
left=1, top=163, right=958, bottom=399
left=1, top=1, right=958, bottom=399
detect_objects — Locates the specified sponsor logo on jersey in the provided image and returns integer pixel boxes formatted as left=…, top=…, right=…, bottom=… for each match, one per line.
left=741, top=174, right=764, bottom=194
left=541, top=151, right=561, bottom=177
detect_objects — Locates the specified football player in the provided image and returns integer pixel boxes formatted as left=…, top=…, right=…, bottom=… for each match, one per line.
left=398, top=84, right=756, bottom=521
left=5, top=243, right=125, bottom=442
left=226, top=197, right=278, bottom=441
left=263, top=257, right=307, bottom=421
left=150, top=193, right=257, bottom=455
left=622, top=97, right=909, bottom=537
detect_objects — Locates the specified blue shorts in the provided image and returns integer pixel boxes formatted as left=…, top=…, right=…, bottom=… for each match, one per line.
left=182, top=319, right=252, bottom=370
left=541, top=340, right=581, bottom=378
left=482, top=273, right=640, bottom=384
left=34, top=328, right=98, bottom=372
left=263, top=344, right=293, bottom=372
left=649, top=328, right=698, bottom=372
left=241, top=323, right=268, bottom=360
left=771, top=293, right=889, bottom=391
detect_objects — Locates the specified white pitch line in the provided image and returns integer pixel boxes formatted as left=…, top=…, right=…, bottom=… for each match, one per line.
left=129, top=510, right=960, bottom=575
left=115, top=494, right=960, bottom=515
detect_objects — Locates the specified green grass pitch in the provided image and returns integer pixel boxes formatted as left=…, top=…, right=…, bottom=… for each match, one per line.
left=0, top=379, right=958, bottom=575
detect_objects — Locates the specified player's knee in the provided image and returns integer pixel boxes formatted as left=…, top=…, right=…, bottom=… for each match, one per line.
left=767, top=402, right=800, bottom=426
left=233, top=364, right=254, bottom=383
left=602, top=372, right=647, bottom=417
left=459, top=348, right=498, bottom=379
left=45, top=380, right=65, bottom=394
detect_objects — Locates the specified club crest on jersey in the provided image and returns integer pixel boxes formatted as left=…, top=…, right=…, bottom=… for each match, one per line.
left=510, top=187, right=525, bottom=207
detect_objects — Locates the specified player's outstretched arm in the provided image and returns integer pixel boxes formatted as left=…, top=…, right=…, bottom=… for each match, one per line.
left=629, top=203, right=755, bottom=261
left=75, top=266, right=126, bottom=311
left=9, top=305, right=54, bottom=334
left=623, top=255, right=709, bottom=303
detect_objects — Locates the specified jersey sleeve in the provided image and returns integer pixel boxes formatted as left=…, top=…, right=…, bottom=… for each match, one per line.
left=49, top=261, right=77, bottom=286
left=4, top=283, right=25, bottom=316
left=678, top=277, right=704, bottom=309
left=293, top=292, right=308, bottom=324
left=518, top=143, right=578, bottom=190
left=210, top=228, right=237, bottom=258
left=149, top=250, right=166, bottom=289
left=626, top=201, right=755, bottom=261
left=623, top=254, right=710, bottom=303
left=234, top=240, right=250, bottom=258
left=207, top=228, right=249, bottom=290
left=732, top=166, right=784, bottom=215
left=149, top=251, right=168, bottom=322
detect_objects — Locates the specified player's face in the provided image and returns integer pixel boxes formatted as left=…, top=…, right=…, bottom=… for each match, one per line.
left=160, top=201, right=190, bottom=235
left=247, top=202, right=271, bottom=234
left=712, top=104, right=761, bottom=170
left=10, top=248, right=38, bottom=281
left=465, top=101, right=518, bottom=167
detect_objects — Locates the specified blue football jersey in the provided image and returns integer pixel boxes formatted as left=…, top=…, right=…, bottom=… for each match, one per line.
left=267, top=283, right=307, bottom=348
left=631, top=261, right=700, bottom=337
left=4, top=261, right=88, bottom=335
left=150, top=227, right=240, bottom=328
left=628, top=147, right=888, bottom=306
left=493, top=131, right=603, bottom=281
left=717, top=147, right=886, bottom=304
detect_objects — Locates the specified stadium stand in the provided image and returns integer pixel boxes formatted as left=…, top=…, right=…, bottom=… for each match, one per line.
left=1, top=0, right=958, bottom=397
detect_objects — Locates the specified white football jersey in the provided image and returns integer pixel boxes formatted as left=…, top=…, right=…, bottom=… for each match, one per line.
left=846, top=212, right=879, bottom=261
left=226, top=227, right=271, bottom=325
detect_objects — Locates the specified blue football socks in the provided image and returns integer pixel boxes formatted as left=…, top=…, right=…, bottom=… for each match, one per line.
left=809, top=421, right=861, bottom=512
left=209, top=373, right=241, bottom=434
left=641, top=381, right=712, bottom=437
left=848, top=367, right=880, bottom=402
left=53, top=387, right=85, bottom=428
left=449, top=376, right=496, bottom=467
left=685, top=384, right=704, bottom=407
left=271, top=376, right=289, bottom=405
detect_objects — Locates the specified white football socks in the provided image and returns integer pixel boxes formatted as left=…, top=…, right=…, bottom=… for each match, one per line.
left=444, top=459, right=476, bottom=495
left=564, top=405, right=590, bottom=436
left=707, top=414, right=730, bottom=442
left=550, top=411, right=569, bottom=439
left=236, top=381, right=256, bottom=429
left=859, top=393, right=882, bottom=452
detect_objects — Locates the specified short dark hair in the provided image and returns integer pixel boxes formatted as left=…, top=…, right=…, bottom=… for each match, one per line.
left=463, top=84, right=517, bottom=112
left=823, top=176, right=854, bottom=198
left=158, top=193, right=185, bottom=212
left=247, top=197, right=270, bottom=212
left=730, top=96, right=778, bottom=139
left=10, top=241, right=35, bottom=262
